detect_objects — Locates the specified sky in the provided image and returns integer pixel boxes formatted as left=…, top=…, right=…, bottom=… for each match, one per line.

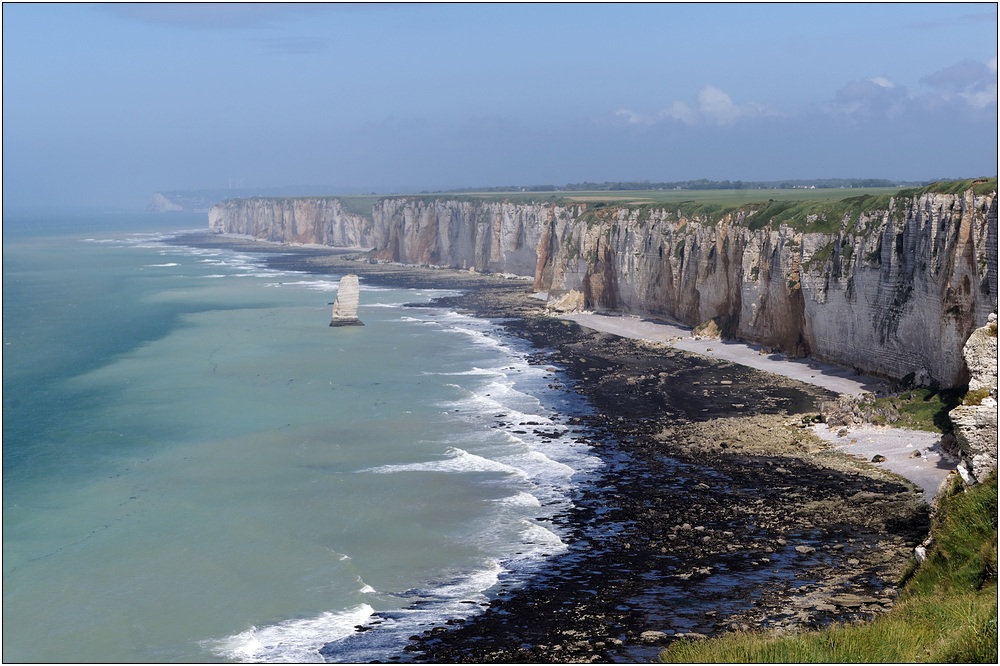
left=2, top=1, right=998, bottom=210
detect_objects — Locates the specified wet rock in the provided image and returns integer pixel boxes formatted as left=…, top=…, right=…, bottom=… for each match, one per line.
left=829, top=593, right=877, bottom=607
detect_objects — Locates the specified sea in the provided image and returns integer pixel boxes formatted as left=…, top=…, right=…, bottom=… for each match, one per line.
left=2, top=211, right=603, bottom=663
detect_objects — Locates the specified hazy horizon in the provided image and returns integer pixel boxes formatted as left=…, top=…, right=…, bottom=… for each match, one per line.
left=3, top=2, right=997, bottom=212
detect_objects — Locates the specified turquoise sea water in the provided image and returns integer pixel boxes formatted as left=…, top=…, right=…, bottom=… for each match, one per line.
left=2, top=213, right=600, bottom=662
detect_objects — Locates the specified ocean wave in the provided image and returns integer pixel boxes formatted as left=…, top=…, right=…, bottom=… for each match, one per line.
left=360, top=447, right=527, bottom=478
left=518, top=519, right=567, bottom=550
left=423, top=366, right=508, bottom=378
left=357, top=576, right=376, bottom=594
left=403, top=558, right=504, bottom=601
left=263, top=279, right=340, bottom=292
left=208, top=604, right=375, bottom=663
left=490, top=490, right=542, bottom=508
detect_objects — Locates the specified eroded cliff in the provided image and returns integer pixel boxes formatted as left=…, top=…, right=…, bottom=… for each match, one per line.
left=208, top=197, right=380, bottom=248
left=208, top=181, right=998, bottom=387
left=950, top=315, right=998, bottom=483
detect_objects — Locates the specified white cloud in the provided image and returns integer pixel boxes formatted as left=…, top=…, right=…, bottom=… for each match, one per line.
left=697, top=85, right=743, bottom=124
left=610, top=59, right=996, bottom=136
left=920, top=59, right=998, bottom=111
left=961, top=89, right=998, bottom=110
left=828, top=77, right=911, bottom=120
left=661, top=100, right=697, bottom=125
left=614, top=108, right=650, bottom=126
left=657, top=85, right=770, bottom=126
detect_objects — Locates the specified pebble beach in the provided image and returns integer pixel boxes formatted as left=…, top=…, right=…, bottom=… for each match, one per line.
left=170, top=232, right=950, bottom=663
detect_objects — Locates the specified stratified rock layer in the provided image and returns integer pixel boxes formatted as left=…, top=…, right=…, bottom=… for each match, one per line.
left=209, top=198, right=378, bottom=248
left=209, top=185, right=998, bottom=386
left=950, top=314, right=998, bottom=483
left=329, top=274, right=363, bottom=327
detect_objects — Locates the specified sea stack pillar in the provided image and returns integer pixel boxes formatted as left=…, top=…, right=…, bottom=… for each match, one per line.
left=329, top=274, right=364, bottom=327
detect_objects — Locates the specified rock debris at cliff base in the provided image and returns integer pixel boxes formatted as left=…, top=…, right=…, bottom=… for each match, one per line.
left=166, top=233, right=936, bottom=664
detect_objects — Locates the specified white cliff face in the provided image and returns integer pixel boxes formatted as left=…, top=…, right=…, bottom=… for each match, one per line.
left=534, top=189, right=997, bottom=386
left=370, top=198, right=559, bottom=275
left=209, top=198, right=380, bottom=248
left=796, top=192, right=998, bottom=385
left=207, top=186, right=997, bottom=387
left=950, top=315, right=998, bottom=483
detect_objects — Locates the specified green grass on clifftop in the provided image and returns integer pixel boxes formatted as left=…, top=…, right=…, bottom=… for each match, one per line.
left=428, top=178, right=995, bottom=234
left=657, top=471, right=998, bottom=663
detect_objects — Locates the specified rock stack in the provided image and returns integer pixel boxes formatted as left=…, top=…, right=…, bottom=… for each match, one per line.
left=329, top=274, right=364, bottom=327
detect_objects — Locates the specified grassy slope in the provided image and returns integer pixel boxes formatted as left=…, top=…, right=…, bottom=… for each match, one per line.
left=657, top=471, right=998, bottom=663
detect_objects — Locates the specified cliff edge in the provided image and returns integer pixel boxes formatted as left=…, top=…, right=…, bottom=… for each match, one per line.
left=208, top=180, right=998, bottom=388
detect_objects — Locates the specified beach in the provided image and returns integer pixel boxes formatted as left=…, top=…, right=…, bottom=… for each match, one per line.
left=557, top=311, right=957, bottom=504
left=169, top=232, right=948, bottom=662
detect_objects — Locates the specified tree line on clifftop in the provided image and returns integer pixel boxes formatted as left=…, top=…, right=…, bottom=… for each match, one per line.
left=442, top=178, right=915, bottom=194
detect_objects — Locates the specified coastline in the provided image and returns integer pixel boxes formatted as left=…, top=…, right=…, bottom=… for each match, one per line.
left=555, top=311, right=957, bottom=504
left=556, top=311, right=887, bottom=398
left=166, top=232, right=942, bottom=662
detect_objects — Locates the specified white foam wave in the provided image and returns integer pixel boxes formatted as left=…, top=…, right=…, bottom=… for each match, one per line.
left=367, top=302, right=424, bottom=308
left=446, top=326, right=504, bottom=350
left=518, top=520, right=566, bottom=548
left=263, top=279, right=340, bottom=292
left=145, top=262, right=179, bottom=267
left=425, top=366, right=507, bottom=378
left=361, top=447, right=526, bottom=478
left=491, top=491, right=542, bottom=508
left=209, top=603, right=374, bottom=663
left=411, top=558, right=503, bottom=600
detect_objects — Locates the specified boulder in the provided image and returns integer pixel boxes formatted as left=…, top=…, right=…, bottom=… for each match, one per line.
left=546, top=289, right=585, bottom=313
left=639, top=630, right=669, bottom=643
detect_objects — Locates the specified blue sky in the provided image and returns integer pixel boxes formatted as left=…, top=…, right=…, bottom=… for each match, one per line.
left=3, top=2, right=997, bottom=209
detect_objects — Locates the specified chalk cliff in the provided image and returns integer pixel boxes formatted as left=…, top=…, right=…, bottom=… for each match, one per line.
left=370, top=198, right=553, bottom=276
left=208, top=197, right=380, bottom=248
left=949, top=315, right=998, bottom=483
left=208, top=182, right=997, bottom=387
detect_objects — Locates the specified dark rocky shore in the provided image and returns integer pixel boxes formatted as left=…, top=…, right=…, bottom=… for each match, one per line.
left=169, top=233, right=931, bottom=663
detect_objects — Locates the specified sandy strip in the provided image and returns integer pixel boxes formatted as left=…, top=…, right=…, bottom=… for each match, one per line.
left=560, top=311, right=957, bottom=499
left=560, top=312, right=886, bottom=396
left=812, top=424, right=956, bottom=500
